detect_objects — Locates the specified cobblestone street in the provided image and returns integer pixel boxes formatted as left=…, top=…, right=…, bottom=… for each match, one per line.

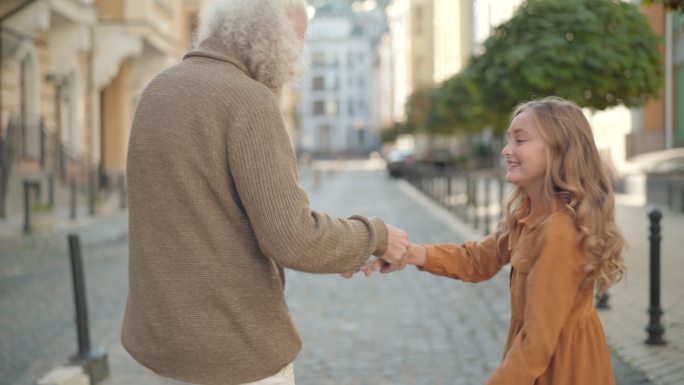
left=0, top=161, right=662, bottom=385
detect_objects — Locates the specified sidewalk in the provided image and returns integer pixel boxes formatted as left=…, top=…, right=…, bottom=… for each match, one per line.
left=0, top=192, right=126, bottom=242
left=1, top=162, right=679, bottom=385
left=598, top=196, right=684, bottom=385
left=402, top=172, right=684, bottom=385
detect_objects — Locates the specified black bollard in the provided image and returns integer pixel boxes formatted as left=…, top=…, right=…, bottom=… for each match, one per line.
left=446, top=176, right=452, bottom=209
left=484, top=176, right=491, bottom=235
left=68, top=234, right=91, bottom=356
left=23, top=180, right=32, bottom=233
left=48, top=174, right=55, bottom=207
left=465, top=176, right=472, bottom=224
left=499, top=175, right=506, bottom=219
left=70, top=177, right=77, bottom=220
left=473, top=177, right=480, bottom=230
left=67, top=234, right=109, bottom=384
left=119, top=174, right=127, bottom=210
left=88, top=170, right=95, bottom=216
left=596, top=291, right=610, bottom=309
left=645, top=209, right=666, bottom=345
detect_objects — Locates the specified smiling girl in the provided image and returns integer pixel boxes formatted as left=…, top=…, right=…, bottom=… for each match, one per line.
left=366, top=96, right=626, bottom=385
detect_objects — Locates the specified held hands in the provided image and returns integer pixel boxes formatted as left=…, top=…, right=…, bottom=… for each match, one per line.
left=376, top=224, right=410, bottom=272
left=361, top=242, right=426, bottom=276
left=339, top=223, right=409, bottom=278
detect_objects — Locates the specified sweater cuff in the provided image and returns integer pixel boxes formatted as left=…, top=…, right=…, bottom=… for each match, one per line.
left=369, top=217, right=388, bottom=257
left=347, top=215, right=388, bottom=258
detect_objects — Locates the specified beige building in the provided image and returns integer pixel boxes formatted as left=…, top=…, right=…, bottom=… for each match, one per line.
left=0, top=0, right=204, bottom=219
left=387, top=0, right=473, bottom=123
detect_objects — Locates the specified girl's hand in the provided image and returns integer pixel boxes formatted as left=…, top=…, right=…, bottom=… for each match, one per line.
left=361, top=243, right=427, bottom=276
left=407, top=243, right=426, bottom=267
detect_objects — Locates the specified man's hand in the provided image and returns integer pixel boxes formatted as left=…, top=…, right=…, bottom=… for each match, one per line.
left=342, top=224, right=409, bottom=278
left=362, top=241, right=425, bottom=276
left=381, top=223, right=409, bottom=265
left=360, top=224, right=409, bottom=275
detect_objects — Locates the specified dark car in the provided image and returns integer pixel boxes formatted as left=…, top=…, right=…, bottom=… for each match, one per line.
left=386, top=149, right=414, bottom=178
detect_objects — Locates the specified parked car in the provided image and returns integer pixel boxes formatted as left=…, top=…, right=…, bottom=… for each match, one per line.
left=386, top=149, right=414, bottom=178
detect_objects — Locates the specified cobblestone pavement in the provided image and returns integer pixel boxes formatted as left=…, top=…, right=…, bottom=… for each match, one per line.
left=598, top=201, right=684, bottom=385
left=0, top=161, right=660, bottom=385
left=0, top=212, right=129, bottom=385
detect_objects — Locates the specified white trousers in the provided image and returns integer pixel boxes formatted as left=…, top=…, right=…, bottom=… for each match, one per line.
left=151, top=363, right=295, bottom=385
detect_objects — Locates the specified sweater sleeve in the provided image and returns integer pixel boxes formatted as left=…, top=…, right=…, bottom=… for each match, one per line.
left=419, top=233, right=507, bottom=282
left=486, top=213, right=587, bottom=385
left=227, top=98, right=388, bottom=274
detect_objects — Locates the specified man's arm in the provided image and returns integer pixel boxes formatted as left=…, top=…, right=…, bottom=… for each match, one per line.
left=228, top=96, right=406, bottom=273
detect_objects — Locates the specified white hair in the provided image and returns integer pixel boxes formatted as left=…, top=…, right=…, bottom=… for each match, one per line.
left=196, top=0, right=308, bottom=94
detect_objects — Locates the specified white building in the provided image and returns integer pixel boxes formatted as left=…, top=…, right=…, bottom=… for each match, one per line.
left=297, top=2, right=387, bottom=157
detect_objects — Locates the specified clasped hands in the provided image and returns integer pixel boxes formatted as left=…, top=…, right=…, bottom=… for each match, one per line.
left=340, top=224, right=426, bottom=278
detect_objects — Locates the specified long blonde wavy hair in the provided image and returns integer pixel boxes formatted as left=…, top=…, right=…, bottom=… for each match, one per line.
left=496, top=96, right=625, bottom=294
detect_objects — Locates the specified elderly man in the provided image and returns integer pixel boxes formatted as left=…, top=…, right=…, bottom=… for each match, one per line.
left=121, top=1, right=409, bottom=384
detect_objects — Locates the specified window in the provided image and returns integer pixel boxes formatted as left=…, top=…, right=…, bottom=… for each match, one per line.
left=313, top=100, right=325, bottom=115
left=319, top=124, right=331, bottom=153
left=325, top=101, right=338, bottom=116
left=313, top=76, right=325, bottom=91
left=312, top=52, right=325, bottom=67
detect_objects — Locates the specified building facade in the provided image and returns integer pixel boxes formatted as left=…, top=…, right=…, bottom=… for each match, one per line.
left=298, top=2, right=387, bottom=157
left=0, top=0, right=203, bottom=220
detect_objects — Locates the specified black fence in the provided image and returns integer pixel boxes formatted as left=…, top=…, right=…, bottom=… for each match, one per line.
left=1, top=114, right=126, bottom=225
left=402, top=164, right=508, bottom=235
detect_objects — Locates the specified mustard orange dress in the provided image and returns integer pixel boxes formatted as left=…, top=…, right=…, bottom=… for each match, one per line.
left=420, top=203, right=615, bottom=385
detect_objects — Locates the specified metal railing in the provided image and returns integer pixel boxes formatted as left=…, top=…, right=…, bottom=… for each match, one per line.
left=402, top=164, right=508, bottom=236
left=1, top=113, right=111, bottom=223
left=0, top=117, right=16, bottom=218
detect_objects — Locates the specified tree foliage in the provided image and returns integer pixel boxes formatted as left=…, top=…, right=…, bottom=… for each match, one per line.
left=467, top=0, right=662, bottom=133
left=404, top=88, right=433, bottom=133
left=643, top=0, right=684, bottom=12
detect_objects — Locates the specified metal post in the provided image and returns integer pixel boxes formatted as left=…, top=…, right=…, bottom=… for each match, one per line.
left=596, top=291, right=610, bottom=309
left=473, top=176, right=480, bottom=230
left=88, top=169, right=95, bottom=216
left=70, top=177, right=77, bottom=220
left=464, top=176, right=471, bottom=224
left=446, top=175, right=452, bottom=210
left=499, top=175, right=506, bottom=219
left=0, top=160, right=6, bottom=219
left=67, top=234, right=109, bottom=384
left=23, top=180, right=32, bottom=233
left=39, top=121, right=45, bottom=169
left=119, top=174, right=126, bottom=210
left=484, top=176, right=491, bottom=235
left=68, top=234, right=91, bottom=356
left=646, top=209, right=666, bottom=345
left=48, top=174, right=54, bottom=207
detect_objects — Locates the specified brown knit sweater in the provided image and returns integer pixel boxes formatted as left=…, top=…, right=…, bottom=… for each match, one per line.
left=122, top=38, right=388, bottom=385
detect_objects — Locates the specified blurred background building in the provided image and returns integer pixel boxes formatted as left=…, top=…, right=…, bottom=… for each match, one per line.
left=1, top=0, right=683, bottom=220
left=296, top=1, right=388, bottom=158
left=0, top=0, right=204, bottom=218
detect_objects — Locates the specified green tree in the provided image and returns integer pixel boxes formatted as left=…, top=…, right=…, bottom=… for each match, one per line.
left=470, top=0, right=662, bottom=133
left=431, top=67, right=490, bottom=135
left=643, top=0, right=684, bottom=12
left=404, top=87, right=434, bottom=134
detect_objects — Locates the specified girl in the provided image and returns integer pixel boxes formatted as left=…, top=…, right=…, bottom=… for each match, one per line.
left=368, top=96, right=626, bottom=385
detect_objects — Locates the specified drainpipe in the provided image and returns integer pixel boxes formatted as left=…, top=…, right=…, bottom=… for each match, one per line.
left=665, top=11, right=673, bottom=150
